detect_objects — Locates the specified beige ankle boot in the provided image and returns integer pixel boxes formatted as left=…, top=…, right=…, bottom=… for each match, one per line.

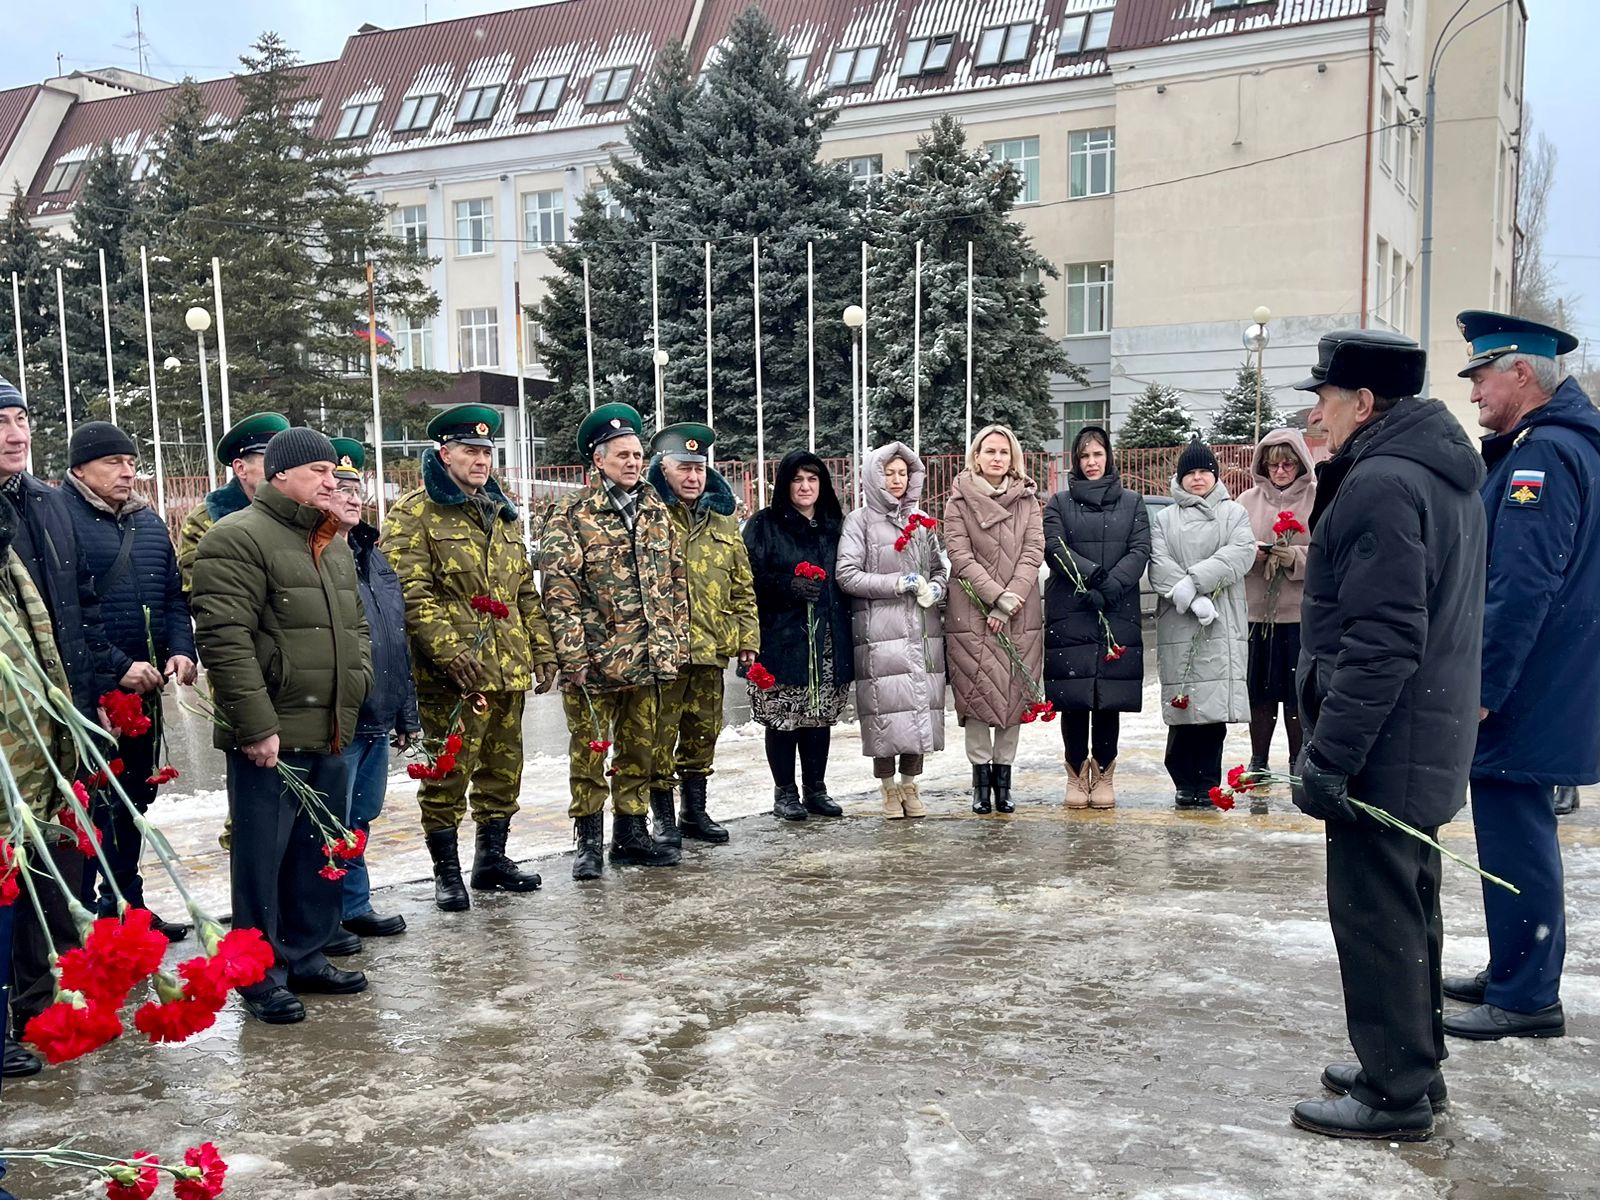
left=1088, top=758, right=1117, bottom=809
left=1065, top=761, right=1091, bottom=809
left=881, top=779, right=904, bottom=819
left=900, top=778, right=927, bottom=819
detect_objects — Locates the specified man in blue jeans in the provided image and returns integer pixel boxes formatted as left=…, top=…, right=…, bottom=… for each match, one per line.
left=330, top=441, right=419, bottom=946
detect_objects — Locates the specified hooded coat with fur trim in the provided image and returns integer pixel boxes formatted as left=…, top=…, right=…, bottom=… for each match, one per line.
left=648, top=460, right=758, bottom=668
left=1237, top=428, right=1317, bottom=624
left=837, top=443, right=947, bottom=758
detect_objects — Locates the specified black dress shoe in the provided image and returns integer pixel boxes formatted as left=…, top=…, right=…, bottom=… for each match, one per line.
left=2, top=1037, right=43, bottom=1078
left=323, top=929, right=364, bottom=957
left=1321, top=1062, right=1448, bottom=1112
left=241, top=987, right=306, bottom=1025
left=287, top=965, right=369, bottom=995
left=1442, top=967, right=1488, bottom=1004
left=1554, top=786, right=1580, bottom=815
left=150, top=912, right=191, bottom=942
left=343, top=910, right=407, bottom=938
left=1444, top=1001, right=1564, bottom=1040
left=1291, top=1093, right=1433, bottom=1141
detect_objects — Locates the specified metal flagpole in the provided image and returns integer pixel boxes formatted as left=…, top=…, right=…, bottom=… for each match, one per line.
left=704, top=240, right=713, bottom=431
left=513, top=273, right=532, bottom=545
left=12, top=273, right=30, bottom=474
left=366, top=263, right=386, bottom=526
left=211, top=257, right=232, bottom=431
left=196, top=331, right=216, bottom=491
left=860, top=241, right=869, bottom=465
left=139, top=247, right=165, bottom=514
left=752, top=237, right=766, bottom=511
left=650, top=240, right=663, bottom=429
left=913, top=240, right=922, bottom=455
left=806, top=240, right=816, bottom=453
left=964, top=242, right=974, bottom=450
left=98, top=248, right=118, bottom=425
left=582, top=257, right=596, bottom=411
left=55, top=268, right=74, bottom=440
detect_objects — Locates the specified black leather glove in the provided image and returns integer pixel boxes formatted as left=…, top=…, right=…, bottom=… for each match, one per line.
left=790, top=575, right=823, bottom=603
left=1099, top=577, right=1126, bottom=607
left=1087, top=589, right=1107, bottom=613
left=1292, top=753, right=1357, bottom=823
left=1088, top=564, right=1108, bottom=589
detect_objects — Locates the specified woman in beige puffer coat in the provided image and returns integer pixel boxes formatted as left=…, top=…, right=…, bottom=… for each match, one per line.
left=943, top=424, right=1044, bottom=815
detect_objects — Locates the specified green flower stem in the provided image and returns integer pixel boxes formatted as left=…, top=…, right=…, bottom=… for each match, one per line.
left=956, top=578, right=1043, bottom=704
left=0, top=1145, right=195, bottom=1183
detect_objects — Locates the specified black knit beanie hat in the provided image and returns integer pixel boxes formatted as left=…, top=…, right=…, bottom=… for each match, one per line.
left=263, top=427, right=338, bottom=478
left=68, top=421, right=137, bottom=468
left=1175, top=437, right=1219, bottom=480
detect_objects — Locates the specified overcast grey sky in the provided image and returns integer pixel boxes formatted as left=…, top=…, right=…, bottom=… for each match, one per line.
left=5, top=0, right=1595, bottom=359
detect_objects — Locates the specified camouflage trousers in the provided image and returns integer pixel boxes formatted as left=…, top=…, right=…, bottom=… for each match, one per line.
left=416, top=688, right=525, bottom=834
left=651, top=664, right=725, bottom=789
left=562, top=685, right=657, bottom=818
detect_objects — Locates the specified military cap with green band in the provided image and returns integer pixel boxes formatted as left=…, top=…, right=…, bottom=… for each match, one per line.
left=427, top=404, right=501, bottom=448
left=578, top=402, right=644, bottom=458
left=217, top=412, right=290, bottom=465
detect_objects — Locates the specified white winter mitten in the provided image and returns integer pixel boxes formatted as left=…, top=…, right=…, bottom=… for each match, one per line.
left=915, top=579, right=937, bottom=608
left=897, top=573, right=924, bottom=595
left=1191, top=596, right=1217, bottom=626
left=1170, top=575, right=1198, bottom=613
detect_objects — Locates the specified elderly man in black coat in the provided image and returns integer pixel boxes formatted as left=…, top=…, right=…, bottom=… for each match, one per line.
left=1286, top=331, right=1486, bottom=1142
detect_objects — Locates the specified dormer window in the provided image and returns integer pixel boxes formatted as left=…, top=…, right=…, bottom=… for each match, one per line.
left=828, top=46, right=881, bottom=88
left=901, top=34, right=956, bottom=76
left=334, top=101, right=379, bottom=139
left=519, top=75, right=567, bottom=115
left=585, top=66, right=636, bottom=105
left=976, top=22, right=1032, bottom=67
left=455, top=85, right=503, bottom=124
left=394, top=94, right=442, bottom=132
left=43, top=155, right=87, bottom=194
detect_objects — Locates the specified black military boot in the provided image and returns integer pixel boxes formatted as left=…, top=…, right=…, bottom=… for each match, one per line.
left=610, top=812, right=681, bottom=867
left=650, top=788, right=682, bottom=849
left=470, top=817, right=542, bottom=892
left=801, top=783, right=844, bottom=817
left=992, top=764, right=1015, bottom=814
left=425, top=827, right=471, bottom=912
left=572, top=813, right=605, bottom=881
left=772, top=784, right=806, bottom=821
left=971, top=764, right=993, bottom=814
left=679, top=776, right=729, bottom=844
left=1555, top=786, right=1580, bottom=815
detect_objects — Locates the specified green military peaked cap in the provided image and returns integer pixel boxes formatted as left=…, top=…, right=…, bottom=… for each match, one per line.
left=217, top=412, right=290, bottom=465
left=330, top=437, right=366, bottom=480
left=578, top=402, right=643, bottom=458
left=650, top=421, right=715, bottom=464
left=427, top=404, right=501, bottom=447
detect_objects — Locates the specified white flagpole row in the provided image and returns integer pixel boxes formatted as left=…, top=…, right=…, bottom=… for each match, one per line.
left=139, top=247, right=165, bottom=514
left=196, top=329, right=217, bottom=492
left=365, top=263, right=386, bottom=526
left=650, top=240, right=663, bottom=429
left=859, top=240, right=869, bottom=502
left=55, top=268, right=74, bottom=441
left=582, top=257, right=596, bottom=412
left=965, top=241, right=974, bottom=452
left=211, top=257, right=231, bottom=434
left=98, top=248, right=117, bottom=426
left=513, top=272, right=532, bottom=546
left=806, top=240, right=815, bottom=454
left=11, top=272, right=31, bottom=475
left=704, top=240, right=713, bottom=440
left=913, top=239, right=922, bottom=457
left=752, top=236, right=765, bottom=512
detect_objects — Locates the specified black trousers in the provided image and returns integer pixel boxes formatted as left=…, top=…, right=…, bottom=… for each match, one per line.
left=10, top=842, right=84, bottom=1034
left=1060, top=709, right=1121, bottom=772
left=765, top=727, right=831, bottom=791
left=85, top=725, right=159, bottom=914
left=227, top=749, right=350, bottom=995
left=1163, top=723, right=1227, bottom=796
left=1326, top=814, right=1446, bottom=1111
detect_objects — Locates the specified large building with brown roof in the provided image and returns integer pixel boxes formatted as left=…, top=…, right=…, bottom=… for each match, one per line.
left=1, top=0, right=1523, bottom=446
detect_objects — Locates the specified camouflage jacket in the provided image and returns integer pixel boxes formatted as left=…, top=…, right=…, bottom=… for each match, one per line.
left=176, top=477, right=250, bottom=593
left=647, top=461, right=758, bottom=667
left=383, top=449, right=555, bottom=695
left=0, top=550, right=77, bottom=834
left=539, top=474, right=688, bottom=689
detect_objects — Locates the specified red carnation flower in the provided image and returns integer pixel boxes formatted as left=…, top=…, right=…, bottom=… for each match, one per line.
left=318, top=864, right=347, bottom=881
left=1209, top=787, right=1236, bottom=811
left=1170, top=694, right=1190, bottom=710
left=747, top=663, right=776, bottom=690
left=103, top=1152, right=160, bottom=1200
left=0, top=868, right=17, bottom=907
left=23, top=998, right=122, bottom=1064
left=434, top=752, right=457, bottom=774
left=146, top=765, right=181, bottom=786
left=406, top=762, right=429, bottom=780
left=173, top=1141, right=227, bottom=1200
left=894, top=536, right=910, bottom=552
left=1226, top=764, right=1258, bottom=793
left=918, top=515, right=938, bottom=529
left=444, top=734, right=463, bottom=754
left=132, top=996, right=218, bottom=1044
left=81, top=908, right=169, bottom=995
left=59, top=806, right=100, bottom=857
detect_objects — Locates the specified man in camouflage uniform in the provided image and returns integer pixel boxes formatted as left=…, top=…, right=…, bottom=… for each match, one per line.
left=540, top=403, right=689, bottom=880
left=176, top=412, right=289, bottom=593
left=384, top=404, right=557, bottom=912
left=646, top=423, right=758, bottom=847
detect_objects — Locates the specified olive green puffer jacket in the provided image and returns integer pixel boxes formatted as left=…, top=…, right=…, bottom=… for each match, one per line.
left=191, top=483, right=372, bottom=753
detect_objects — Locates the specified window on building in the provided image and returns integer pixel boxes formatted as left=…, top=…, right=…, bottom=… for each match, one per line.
left=394, top=93, right=442, bottom=132
left=392, top=205, right=428, bottom=254
left=842, top=155, right=883, bottom=188
left=518, top=75, right=567, bottom=115
left=906, top=149, right=924, bottom=172
left=42, top=155, right=87, bottom=194
left=1494, top=144, right=1506, bottom=238
left=334, top=100, right=380, bottom=139
left=394, top=315, right=432, bottom=371
left=1407, top=127, right=1420, bottom=197
left=1391, top=246, right=1405, bottom=327
left=1389, top=113, right=1404, bottom=179
left=524, top=317, right=544, bottom=366
left=454, top=197, right=494, bottom=256
left=1503, top=3, right=1517, bottom=95
left=1493, top=268, right=1504, bottom=310
left=1021, top=264, right=1041, bottom=289
left=1378, top=92, right=1393, bottom=172
left=456, top=85, right=503, bottom=124
left=1375, top=237, right=1391, bottom=325
left=1060, top=10, right=1115, bottom=53
left=585, top=66, right=636, bottom=105
left=828, top=46, right=881, bottom=88
left=1069, top=127, right=1115, bottom=198
left=593, top=185, right=625, bottom=220
left=1400, top=259, right=1414, bottom=336
left=1063, top=398, right=1111, bottom=447
left=1066, top=262, right=1113, bottom=335
left=458, top=307, right=499, bottom=370
left=522, top=189, right=565, bottom=249
left=901, top=34, right=956, bottom=76
left=985, top=137, right=1040, bottom=204
left=785, top=55, right=810, bottom=85
left=976, top=22, right=1032, bottom=67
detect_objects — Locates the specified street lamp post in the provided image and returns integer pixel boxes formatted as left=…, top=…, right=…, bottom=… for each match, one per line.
left=185, top=306, right=217, bottom=491
left=843, top=304, right=865, bottom=506
left=1244, top=305, right=1272, bottom=443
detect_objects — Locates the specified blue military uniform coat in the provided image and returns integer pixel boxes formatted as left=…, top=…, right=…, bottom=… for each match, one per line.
left=1475, top=377, right=1600, bottom=785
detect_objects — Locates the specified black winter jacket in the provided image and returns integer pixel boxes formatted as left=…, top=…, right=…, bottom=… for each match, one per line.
left=741, top=451, right=854, bottom=689
left=60, top=477, right=195, bottom=682
left=1298, top=398, right=1486, bottom=828
left=349, top=523, right=421, bottom=737
left=1042, top=467, right=1151, bottom=713
left=3, top=472, right=118, bottom=717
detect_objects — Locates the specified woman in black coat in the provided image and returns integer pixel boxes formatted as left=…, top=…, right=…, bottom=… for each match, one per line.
left=1042, top=426, right=1151, bottom=809
left=742, top=451, right=854, bottom=822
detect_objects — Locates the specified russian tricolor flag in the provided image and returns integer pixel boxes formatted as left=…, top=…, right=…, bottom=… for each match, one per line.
left=352, top=322, right=394, bottom=347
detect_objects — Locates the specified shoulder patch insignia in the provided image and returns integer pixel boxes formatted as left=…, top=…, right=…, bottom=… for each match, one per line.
left=1507, top=469, right=1545, bottom=506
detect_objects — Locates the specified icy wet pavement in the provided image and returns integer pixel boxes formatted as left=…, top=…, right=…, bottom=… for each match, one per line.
left=5, top=762, right=1598, bottom=1199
